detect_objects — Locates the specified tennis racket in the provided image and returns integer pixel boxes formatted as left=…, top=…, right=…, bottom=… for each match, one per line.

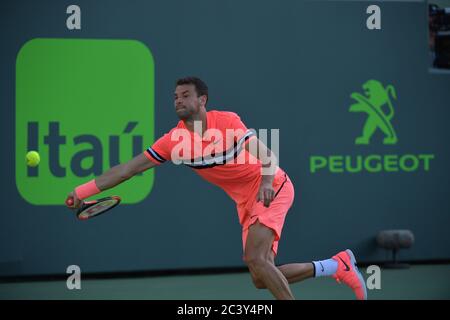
left=66, top=196, right=121, bottom=220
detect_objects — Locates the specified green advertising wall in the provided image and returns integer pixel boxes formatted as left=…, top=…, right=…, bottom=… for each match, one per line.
left=0, top=0, right=449, bottom=277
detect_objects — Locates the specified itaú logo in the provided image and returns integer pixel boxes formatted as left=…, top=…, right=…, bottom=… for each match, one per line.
left=15, top=38, right=155, bottom=204
left=309, top=80, right=435, bottom=174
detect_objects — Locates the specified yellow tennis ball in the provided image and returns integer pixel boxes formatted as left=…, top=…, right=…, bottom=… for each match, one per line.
left=26, top=151, right=40, bottom=167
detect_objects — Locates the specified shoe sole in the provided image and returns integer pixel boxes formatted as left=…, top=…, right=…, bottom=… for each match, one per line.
left=345, top=249, right=368, bottom=300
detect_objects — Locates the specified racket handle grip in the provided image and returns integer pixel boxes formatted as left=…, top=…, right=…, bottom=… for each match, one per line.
left=66, top=198, right=74, bottom=206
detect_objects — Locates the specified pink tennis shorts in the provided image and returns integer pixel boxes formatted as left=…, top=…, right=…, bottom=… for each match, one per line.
left=239, top=174, right=295, bottom=256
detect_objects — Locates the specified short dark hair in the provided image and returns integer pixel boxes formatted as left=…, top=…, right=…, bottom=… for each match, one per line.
left=176, top=77, right=208, bottom=103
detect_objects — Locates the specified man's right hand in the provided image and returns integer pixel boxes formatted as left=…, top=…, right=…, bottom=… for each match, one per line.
left=66, top=191, right=82, bottom=209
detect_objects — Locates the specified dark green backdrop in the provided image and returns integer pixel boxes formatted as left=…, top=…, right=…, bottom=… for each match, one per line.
left=1, top=0, right=449, bottom=277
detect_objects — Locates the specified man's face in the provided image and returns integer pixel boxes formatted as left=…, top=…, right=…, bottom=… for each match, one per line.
left=174, top=84, right=203, bottom=120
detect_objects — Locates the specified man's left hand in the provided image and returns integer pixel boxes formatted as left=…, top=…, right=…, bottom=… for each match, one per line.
left=257, top=182, right=275, bottom=208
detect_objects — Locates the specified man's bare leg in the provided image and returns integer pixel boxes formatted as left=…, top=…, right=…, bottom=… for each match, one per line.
left=245, top=227, right=368, bottom=300
left=249, top=255, right=315, bottom=289
left=278, top=263, right=315, bottom=283
left=244, top=221, right=294, bottom=300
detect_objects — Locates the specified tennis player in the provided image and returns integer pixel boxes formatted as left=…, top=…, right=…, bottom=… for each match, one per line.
left=66, top=77, right=367, bottom=300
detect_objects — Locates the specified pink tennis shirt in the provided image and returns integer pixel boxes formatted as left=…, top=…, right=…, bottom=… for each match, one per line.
left=143, top=110, right=287, bottom=224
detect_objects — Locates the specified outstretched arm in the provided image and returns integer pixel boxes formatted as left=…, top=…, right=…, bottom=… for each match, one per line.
left=66, top=153, right=156, bottom=209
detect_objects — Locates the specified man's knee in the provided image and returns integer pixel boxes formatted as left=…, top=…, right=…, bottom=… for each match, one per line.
left=244, top=221, right=277, bottom=289
left=246, top=266, right=267, bottom=289
left=244, top=248, right=274, bottom=269
left=244, top=254, right=272, bottom=289
left=243, top=253, right=267, bottom=270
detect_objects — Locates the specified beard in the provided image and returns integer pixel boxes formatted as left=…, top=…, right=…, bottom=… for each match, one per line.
left=175, top=104, right=200, bottom=120
left=175, top=107, right=191, bottom=120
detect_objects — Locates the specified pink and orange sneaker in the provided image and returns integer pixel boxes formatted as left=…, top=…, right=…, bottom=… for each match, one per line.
left=332, top=249, right=367, bottom=300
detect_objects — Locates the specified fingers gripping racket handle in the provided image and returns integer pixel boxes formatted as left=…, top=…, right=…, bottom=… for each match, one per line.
left=66, top=197, right=74, bottom=207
